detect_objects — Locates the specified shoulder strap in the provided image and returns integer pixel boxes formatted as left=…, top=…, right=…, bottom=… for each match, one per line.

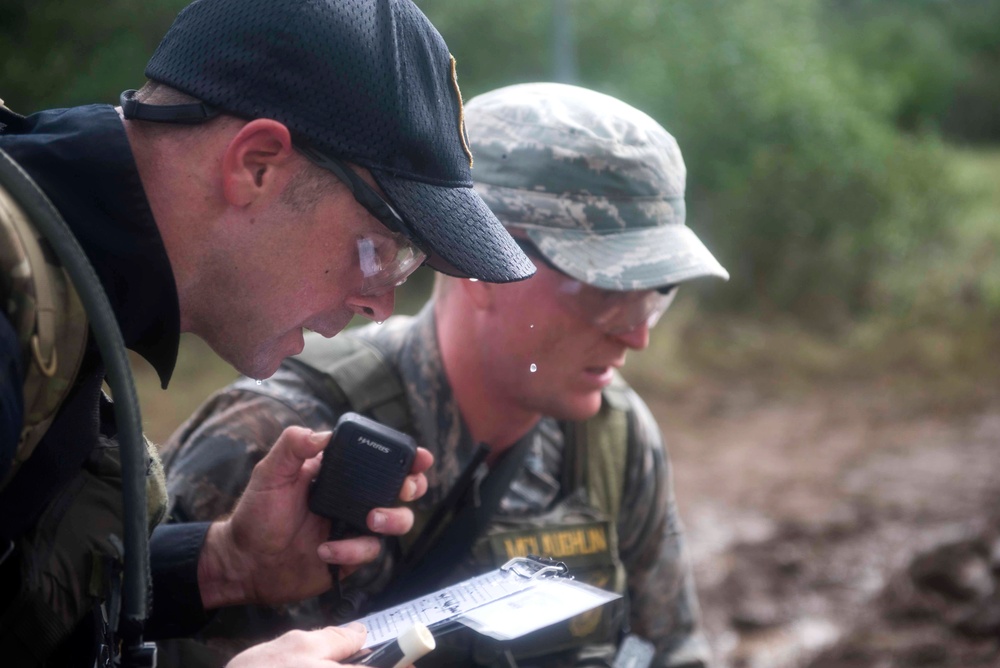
left=564, top=373, right=633, bottom=520
left=388, top=380, right=634, bottom=610
left=371, top=437, right=529, bottom=610
left=286, top=333, right=411, bottom=431
left=293, top=331, right=535, bottom=609
left=0, top=174, right=88, bottom=490
left=0, top=144, right=153, bottom=660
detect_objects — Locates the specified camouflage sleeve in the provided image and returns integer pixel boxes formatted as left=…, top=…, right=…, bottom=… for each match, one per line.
left=160, top=384, right=337, bottom=523
left=617, top=391, right=712, bottom=668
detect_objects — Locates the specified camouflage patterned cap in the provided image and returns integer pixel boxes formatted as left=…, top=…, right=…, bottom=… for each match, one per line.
left=465, top=82, right=729, bottom=291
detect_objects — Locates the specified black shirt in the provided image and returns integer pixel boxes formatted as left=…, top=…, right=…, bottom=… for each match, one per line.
left=0, top=104, right=209, bottom=646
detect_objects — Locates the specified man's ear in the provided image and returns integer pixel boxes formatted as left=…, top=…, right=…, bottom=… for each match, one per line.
left=221, top=119, right=297, bottom=207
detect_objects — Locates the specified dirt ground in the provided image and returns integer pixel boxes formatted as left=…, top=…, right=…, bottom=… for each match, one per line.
left=136, top=333, right=1000, bottom=668
left=645, top=374, right=1000, bottom=668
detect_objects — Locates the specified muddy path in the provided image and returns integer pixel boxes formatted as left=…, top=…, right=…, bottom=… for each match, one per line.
left=640, top=376, right=1000, bottom=668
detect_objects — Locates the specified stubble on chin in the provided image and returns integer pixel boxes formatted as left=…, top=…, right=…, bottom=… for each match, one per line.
left=231, top=336, right=289, bottom=381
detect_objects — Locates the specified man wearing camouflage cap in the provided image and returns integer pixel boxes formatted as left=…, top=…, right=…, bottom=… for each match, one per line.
left=158, top=82, right=726, bottom=667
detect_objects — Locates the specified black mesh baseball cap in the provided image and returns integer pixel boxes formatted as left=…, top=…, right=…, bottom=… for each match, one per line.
left=142, top=0, right=534, bottom=283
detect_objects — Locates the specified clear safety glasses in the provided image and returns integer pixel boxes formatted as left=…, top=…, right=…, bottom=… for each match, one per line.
left=555, top=279, right=677, bottom=335
left=516, top=239, right=677, bottom=335
left=298, top=145, right=427, bottom=296
left=355, top=233, right=424, bottom=296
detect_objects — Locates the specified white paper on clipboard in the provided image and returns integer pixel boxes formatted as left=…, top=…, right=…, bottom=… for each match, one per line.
left=458, top=577, right=621, bottom=641
left=350, top=566, right=537, bottom=649
left=347, top=556, right=620, bottom=649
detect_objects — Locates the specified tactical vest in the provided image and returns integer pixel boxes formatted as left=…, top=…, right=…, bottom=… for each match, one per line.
left=0, top=134, right=167, bottom=665
left=291, top=331, right=633, bottom=665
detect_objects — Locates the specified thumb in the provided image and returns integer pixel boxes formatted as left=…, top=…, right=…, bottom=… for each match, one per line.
left=252, top=427, right=331, bottom=486
left=320, top=622, right=367, bottom=660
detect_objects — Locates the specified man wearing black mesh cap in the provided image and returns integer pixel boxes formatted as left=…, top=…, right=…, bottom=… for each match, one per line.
left=0, top=0, right=533, bottom=666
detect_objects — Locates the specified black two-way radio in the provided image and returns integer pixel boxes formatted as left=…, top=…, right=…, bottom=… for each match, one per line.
left=308, top=412, right=417, bottom=534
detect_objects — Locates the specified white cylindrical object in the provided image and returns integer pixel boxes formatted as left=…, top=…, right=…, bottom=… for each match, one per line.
left=392, top=623, right=436, bottom=668
left=358, top=622, right=436, bottom=668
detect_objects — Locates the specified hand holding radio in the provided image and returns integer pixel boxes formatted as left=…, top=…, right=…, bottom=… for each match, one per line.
left=198, top=424, right=432, bottom=610
left=309, top=412, right=420, bottom=536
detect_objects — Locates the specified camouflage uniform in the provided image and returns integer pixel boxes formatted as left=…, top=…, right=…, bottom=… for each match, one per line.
left=158, top=306, right=710, bottom=668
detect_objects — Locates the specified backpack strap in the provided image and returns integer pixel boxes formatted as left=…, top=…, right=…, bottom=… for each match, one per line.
left=0, top=169, right=88, bottom=490
left=563, top=373, right=633, bottom=521
left=561, top=373, right=633, bottom=610
left=288, top=332, right=521, bottom=610
left=286, top=333, right=411, bottom=432
left=284, top=334, right=418, bottom=618
left=0, top=143, right=155, bottom=663
left=371, top=437, right=526, bottom=611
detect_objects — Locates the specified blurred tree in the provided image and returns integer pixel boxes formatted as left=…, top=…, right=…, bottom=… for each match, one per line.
left=824, top=0, right=1000, bottom=142
left=0, top=0, right=185, bottom=113
left=415, top=0, right=553, bottom=96
left=421, top=0, right=962, bottom=325
left=4, top=0, right=991, bottom=327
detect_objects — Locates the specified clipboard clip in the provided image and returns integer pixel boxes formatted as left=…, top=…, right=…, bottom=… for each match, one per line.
left=500, top=555, right=569, bottom=580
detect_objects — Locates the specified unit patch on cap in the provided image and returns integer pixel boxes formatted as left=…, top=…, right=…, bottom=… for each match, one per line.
left=449, top=55, right=474, bottom=168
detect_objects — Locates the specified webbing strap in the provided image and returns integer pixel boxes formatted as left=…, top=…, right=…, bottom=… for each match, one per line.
left=290, top=335, right=410, bottom=431
left=292, top=334, right=634, bottom=609
left=0, top=180, right=88, bottom=491
left=575, top=408, right=629, bottom=521
left=372, top=436, right=532, bottom=610
left=564, top=375, right=632, bottom=521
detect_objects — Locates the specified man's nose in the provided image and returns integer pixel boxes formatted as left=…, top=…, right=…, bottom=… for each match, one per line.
left=609, top=320, right=651, bottom=350
left=347, top=290, right=396, bottom=323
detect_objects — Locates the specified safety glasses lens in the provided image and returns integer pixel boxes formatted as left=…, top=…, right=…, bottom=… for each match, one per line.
left=357, top=236, right=426, bottom=296
left=559, top=281, right=678, bottom=335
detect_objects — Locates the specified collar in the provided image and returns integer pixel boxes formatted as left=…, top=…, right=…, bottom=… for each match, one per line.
left=0, top=104, right=181, bottom=387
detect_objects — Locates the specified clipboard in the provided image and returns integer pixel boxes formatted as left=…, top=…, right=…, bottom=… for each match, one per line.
left=347, top=555, right=621, bottom=649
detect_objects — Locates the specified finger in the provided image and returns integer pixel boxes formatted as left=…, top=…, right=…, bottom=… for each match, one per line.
left=367, top=506, right=414, bottom=536
left=398, top=473, right=427, bottom=503
left=301, top=452, right=323, bottom=480
left=254, top=427, right=331, bottom=486
left=318, top=536, right=381, bottom=566
left=279, top=623, right=368, bottom=660
left=397, top=448, right=433, bottom=502
left=317, top=622, right=367, bottom=661
left=411, top=447, right=434, bottom=475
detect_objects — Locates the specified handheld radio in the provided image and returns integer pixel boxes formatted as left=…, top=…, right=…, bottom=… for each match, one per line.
left=308, top=412, right=417, bottom=535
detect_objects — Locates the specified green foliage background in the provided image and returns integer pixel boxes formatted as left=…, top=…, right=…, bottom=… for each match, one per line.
left=3, top=0, right=998, bottom=434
